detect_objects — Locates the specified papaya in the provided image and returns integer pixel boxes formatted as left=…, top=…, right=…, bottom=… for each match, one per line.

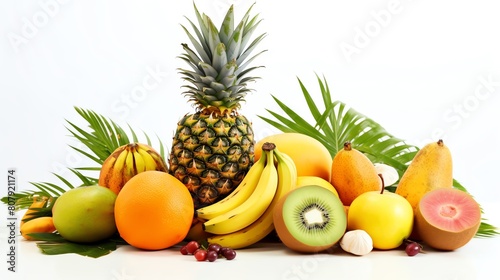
left=395, top=139, right=453, bottom=210
left=330, top=142, right=382, bottom=206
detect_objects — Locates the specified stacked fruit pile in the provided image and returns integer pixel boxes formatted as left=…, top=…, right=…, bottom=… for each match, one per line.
left=20, top=132, right=482, bottom=258
left=15, top=2, right=493, bottom=259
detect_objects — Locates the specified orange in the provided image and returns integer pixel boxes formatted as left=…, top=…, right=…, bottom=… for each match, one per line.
left=254, top=133, right=332, bottom=181
left=114, top=171, right=194, bottom=250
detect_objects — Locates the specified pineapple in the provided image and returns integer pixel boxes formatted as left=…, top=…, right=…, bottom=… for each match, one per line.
left=169, top=3, right=266, bottom=209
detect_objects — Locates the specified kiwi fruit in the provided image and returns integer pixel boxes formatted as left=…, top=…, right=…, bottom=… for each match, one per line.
left=415, top=188, right=481, bottom=251
left=273, top=185, right=347, bottom=253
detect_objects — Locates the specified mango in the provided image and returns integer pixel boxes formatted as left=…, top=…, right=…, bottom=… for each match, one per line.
left=330, top=142, right=382, bottom=206
left=20, top=216, right=56, bottom=240
left=395, top=139, right=453, bottom=210
left=52, top=185, right=117, bottom=243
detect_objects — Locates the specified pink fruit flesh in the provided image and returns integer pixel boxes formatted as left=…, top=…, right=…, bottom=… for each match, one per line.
left=419, top=188, right=481, bottom=233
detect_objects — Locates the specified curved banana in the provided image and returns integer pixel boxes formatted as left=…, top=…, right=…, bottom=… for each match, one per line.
left=203, top=147, right=278, bottom=235
left=145, top=146, right=169, bottom=171
left=124, top=147, right=136, bottom=178
left=207, top=146, right=298, bottom=248
left=100, top=146, right=129, bottom=194
left=136, top=144, right=164, bottom=171
left=99, top=143, right=168, bottom=194
left=196, top=153, right=267, bottom=220
left=131, top=148, right=146, bottom=173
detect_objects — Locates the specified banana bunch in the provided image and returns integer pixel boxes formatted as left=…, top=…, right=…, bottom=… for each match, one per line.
left=196, top=142, right=298, bottom=249
left=98, top=143, right=168, bottom=194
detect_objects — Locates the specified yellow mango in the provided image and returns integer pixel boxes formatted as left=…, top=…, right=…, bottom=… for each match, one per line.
left=20, top=196, right=49, bottom=227
left=395, top=139, right=453, bottom=210
left=20, top=216, right=56, bottom=240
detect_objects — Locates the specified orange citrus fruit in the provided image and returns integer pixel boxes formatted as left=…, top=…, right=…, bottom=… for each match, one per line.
left=114, top=170, right=194, bottom=250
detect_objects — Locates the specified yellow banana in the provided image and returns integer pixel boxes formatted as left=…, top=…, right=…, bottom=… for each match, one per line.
left=203, top=146, right=278, bottom=235
left=144, top=145, right=169, bottom=171
left=99, top=146, right=129, bottom=194
left=99, top=143, right=168, bottom=194
left=127, top=147, right=142, bottom=173
left=125, top=147, right=137, bottom=179
left=207, top=146, right=298, bottom=248
left=196, top=152, right=267, bottom=220
left=136, top=145, right=160, bottom=171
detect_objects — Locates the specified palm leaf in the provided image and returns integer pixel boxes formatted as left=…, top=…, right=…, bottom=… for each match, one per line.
left=66, top=107, right=131, bottom=165
left=2, top=107, right=167, bottom=210
left=258, top=74, right=498, bottom=237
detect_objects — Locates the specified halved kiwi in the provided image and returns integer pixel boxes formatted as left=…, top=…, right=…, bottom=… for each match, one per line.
left=273, top=185, right=347, bottom=253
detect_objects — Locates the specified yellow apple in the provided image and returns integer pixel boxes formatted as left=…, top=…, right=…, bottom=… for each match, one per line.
left=347, top=189, right=413, bottom=250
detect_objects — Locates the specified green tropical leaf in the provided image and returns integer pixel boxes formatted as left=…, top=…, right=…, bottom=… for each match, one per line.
left=259, top=74, right=498, bottom=237
left=30, top=233, right=121, bottom=258
left=1, top=107, right=167, bottom=211
left=66, top=107, right=131, bottom=165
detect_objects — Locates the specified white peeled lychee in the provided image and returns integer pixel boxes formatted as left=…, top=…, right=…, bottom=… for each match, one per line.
left=340, top=230, right=373, bottom=256
left=374, top=163, right=399, bottom=187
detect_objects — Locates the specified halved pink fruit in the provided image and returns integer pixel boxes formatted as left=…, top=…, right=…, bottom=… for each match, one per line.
left=415, top=188, right=481, bottom=251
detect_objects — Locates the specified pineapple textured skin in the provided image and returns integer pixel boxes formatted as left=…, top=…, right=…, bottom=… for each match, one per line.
left=169, top=3, right=265, bottom=209
left=169, top=112, right=255, bottom=208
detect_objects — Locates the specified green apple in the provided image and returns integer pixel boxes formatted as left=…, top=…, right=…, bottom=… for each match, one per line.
left=347, top=188, right=413, bottom=250
left=52, top=185, right=117, bottom=243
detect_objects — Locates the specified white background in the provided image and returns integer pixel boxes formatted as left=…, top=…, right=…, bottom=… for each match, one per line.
left=1, top=0, right=499, bottom=279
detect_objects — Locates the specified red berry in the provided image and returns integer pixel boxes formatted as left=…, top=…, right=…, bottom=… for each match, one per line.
left=180, top=245, right=189, bottom=255
left=207, top=243, right=222, bottom=254
left=185, top=241, right=200, bottom=254
left=207, top=250, right=218, bottom=262
left=194, top=249, right=208, bottom=261
left=405, top=242, right=422, bottom=256
left=223, top=248, right=237, bottom=260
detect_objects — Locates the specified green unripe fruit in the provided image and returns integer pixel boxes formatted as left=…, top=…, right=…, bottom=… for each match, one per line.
left=52, top=185, right=117, bottom=243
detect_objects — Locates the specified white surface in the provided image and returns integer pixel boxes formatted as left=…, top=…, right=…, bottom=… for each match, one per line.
left=1, top=0, right=500, bottom=279
left=0, top=226, right=499, bottom=280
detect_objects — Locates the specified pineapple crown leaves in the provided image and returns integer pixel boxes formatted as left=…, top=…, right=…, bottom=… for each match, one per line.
left=178, top=2, right=267, bottom=114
